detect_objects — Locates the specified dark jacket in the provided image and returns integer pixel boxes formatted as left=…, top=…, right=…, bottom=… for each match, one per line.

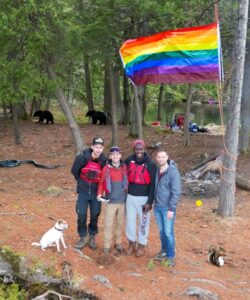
left=154, top=160, right=181, bottom=212
left=71, top=148, right=107, bottom=195
left=98, top=160, right=128, bottom=203
left=124, top=153, right=157, bottom=205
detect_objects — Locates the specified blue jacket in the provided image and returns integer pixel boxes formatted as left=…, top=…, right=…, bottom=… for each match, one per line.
left=154, top=160, right=181, bottom=211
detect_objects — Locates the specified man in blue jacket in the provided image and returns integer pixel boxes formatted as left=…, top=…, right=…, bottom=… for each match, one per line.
left=154, top=150, right=181, bottom=266
left=71, top=137, right=107, bottom=250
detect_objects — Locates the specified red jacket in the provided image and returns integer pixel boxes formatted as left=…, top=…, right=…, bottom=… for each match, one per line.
left=98, top=161, right=128, bottom=203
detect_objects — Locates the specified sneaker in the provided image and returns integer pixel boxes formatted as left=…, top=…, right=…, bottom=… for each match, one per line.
left=114, top=244, right=124, bottom=254
left=74, top=237, right=88, bottom=249
left=153, top=250, right=167, bottom=260
left=126, top=241, right=136, bottom=256
left=135, top=244, right=145, bottom=257
left=103, top=248, right=110, bottom=255
left=88, top=235, right=97, bottom=250
left=97, top=196, right=110, bottom=203
left=161, top=258, right=175, bottom=267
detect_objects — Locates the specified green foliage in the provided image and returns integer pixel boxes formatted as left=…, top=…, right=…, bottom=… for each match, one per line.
left=0, top=284, right=26, bottom=300
left=147, top=259, right=155, bottom=271
left=0, top=0, right=238, bottom=114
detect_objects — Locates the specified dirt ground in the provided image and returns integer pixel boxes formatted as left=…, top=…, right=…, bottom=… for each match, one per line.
left=0, top=119, right=250, bottom=300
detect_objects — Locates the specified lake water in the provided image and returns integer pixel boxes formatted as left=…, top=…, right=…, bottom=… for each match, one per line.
left=145, top=101, right=228, bottom=126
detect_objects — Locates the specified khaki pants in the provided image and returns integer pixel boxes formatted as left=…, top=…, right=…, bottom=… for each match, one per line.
left=104, top=203, right=125, bottom=249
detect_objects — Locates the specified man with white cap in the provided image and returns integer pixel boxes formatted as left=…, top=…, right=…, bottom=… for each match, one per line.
left=124, top=139, right=157, bottom=257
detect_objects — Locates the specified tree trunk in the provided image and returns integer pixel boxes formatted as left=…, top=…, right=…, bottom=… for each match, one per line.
left=11, top=103, right=21, bottom=144
left=66, top=60, right=74, bottom=105
left=121, top=73, right=131, bottom=125
left=30, top=98, right=42, bottom=117
left=183, top=84, right=193, bottom=146
left=47, top=66, right=84, bottom=155
left=104, top=61, right=112, bottom=122
left=84, top=53, right=94, bottom=111
left=239, top=4, right=250, bottom=153
left=12, top=103, right=29, bottom=120
left=109, top=63, right=118, bottom=146
left=157, top=84, right=164, bottom=121
left=45, top=98, right=50, bottom=110
left=141, top=86, right=147, bottom=126
left=133, top=85, right=143, bottom=139
left=218, top=0, right=249, bottom=217
left=3, top=103, right=8, bottom=118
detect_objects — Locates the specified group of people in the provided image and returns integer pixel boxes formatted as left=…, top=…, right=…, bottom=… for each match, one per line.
left=71, top=137, right=181, bottom=266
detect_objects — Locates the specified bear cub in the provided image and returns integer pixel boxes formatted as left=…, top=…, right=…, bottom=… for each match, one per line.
left=86, top=110, right=106, bottom=125
left=33, top=110, right=54, bottom=124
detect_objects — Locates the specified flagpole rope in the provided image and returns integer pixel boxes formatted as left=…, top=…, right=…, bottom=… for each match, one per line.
left=215, top=4, right=237, bottom=185
left=217, top=81, right=237, bottom=161
left=221, top=165, right=236, bottom=172
left=221, top=175, right=236, bottom=183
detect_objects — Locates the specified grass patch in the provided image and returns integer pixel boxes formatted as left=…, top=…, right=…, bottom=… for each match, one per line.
left=37, top=186, right=63, bottom=196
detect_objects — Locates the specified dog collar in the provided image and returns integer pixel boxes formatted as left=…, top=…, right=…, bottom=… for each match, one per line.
left=54, top=227, right=63, bottom=231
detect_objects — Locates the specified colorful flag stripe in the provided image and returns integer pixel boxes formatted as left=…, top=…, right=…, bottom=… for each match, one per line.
left=125, top=54, right=218, bottom=76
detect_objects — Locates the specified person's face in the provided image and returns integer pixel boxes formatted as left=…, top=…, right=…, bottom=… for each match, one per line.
left=156, top=151, right=168, bottom=166
left=109, top=151, right=121, bottom=164
left=91, top=144, right=104, bottom=158
left=134, top=146, right=144, bottom=159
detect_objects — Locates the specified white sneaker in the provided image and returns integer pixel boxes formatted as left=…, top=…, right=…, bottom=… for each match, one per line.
left=97, top=196, right=110, bottom=203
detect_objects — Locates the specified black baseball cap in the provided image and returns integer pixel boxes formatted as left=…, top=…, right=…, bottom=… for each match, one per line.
left=92, top=137, right=104, bottom=145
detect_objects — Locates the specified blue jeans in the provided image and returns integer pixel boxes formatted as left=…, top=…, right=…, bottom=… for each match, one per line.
left=154, top=206, right=176, bottom=259
left=76, top=193, right=101, bottom=238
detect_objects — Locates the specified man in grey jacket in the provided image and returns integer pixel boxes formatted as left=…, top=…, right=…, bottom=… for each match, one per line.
left=154, top=150, right=181, bottom=266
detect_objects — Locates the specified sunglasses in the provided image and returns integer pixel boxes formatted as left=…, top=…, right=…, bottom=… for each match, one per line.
left=134, top=148, right=144, bottom=152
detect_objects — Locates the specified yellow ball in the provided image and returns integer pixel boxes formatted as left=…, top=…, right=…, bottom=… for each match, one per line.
left=196, top=199, right=203, bottom=207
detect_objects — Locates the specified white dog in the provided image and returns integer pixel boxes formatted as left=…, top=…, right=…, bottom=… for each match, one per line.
left=32, top=219, right=68, bottom=252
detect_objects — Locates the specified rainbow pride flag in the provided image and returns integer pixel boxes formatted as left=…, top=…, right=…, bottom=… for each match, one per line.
left=119, top=23, right=222, bottom=85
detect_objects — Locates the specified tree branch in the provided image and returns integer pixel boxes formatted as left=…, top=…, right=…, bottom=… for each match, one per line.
left=33, top=290, right=72, bottom=300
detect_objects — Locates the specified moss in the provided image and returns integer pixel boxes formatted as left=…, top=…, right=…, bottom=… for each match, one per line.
left=27, top=256, right=58, bottom=278
left=0, top=283, right=26, bottom=300
left=0, top=246, right=23, bottom=274
left=25, top=283, right=48, bottom=299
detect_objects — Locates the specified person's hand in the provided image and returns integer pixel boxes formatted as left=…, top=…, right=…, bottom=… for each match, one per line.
left=97, top=194, right=102, bottom=200
left=167, top=210, right=174, bottom=219
left=142, top=204, right=152, bottom=213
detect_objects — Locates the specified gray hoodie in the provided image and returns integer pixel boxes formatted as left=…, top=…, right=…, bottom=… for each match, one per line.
left=154, top=160, right=181, bottom=211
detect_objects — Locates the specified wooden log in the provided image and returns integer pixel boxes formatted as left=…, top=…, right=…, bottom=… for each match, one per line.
left=191, top=156, right=250, bottom=191
left=236, top=173, right=250, bottom=191
left=191, top=156, right=222, bottom=179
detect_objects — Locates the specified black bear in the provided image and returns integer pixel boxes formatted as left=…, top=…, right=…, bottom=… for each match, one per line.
left=86, top=110, right=106, bottom=125
left=33, top=110, right=54, bottom=124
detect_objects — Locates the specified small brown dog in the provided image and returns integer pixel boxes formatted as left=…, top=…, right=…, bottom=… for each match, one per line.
left=208, top=244, right=225, bottom=267
left=32, top=219, right=68, bottom=252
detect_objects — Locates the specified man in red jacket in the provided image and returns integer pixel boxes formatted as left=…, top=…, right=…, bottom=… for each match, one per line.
left=97, top=146, right=128, bottom=255
left=124, top=140, right=157, bottom=257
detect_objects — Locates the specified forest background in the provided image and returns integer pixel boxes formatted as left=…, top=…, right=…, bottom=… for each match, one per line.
left=0, top=0, right=242, bottom=138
